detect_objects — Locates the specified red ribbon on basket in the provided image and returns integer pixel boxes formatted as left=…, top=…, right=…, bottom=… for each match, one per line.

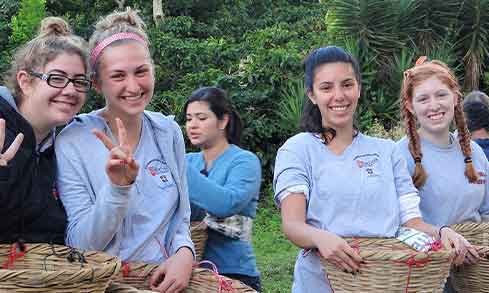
left=194, top=260, right=236, bottom=293
left=427, top=239, right=442, bottom=252
left=394, top=254, right=432, bottom=293
left=121, top=261, right=131, bottom=277
left=2, top=242, right=26, bottom=269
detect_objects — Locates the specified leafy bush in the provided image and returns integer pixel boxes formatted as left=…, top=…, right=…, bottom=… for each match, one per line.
left=9, top=0, right=45, bottom=47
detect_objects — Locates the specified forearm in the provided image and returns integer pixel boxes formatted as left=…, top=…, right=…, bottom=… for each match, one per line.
left=65, top=184, right=131, bottom=250
left=169, top=216, right=195, bottom=258
left=282, top=218, right=330, bottom=250
left=187, top=164, right=258, bottom=217
left=402, top=217, right=439, bottom=239
left=281, top=193, right=328, bottom=249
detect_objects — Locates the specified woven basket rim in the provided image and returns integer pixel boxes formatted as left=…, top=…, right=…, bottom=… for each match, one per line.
left=451, top=221, right=489, bottom=231
left=336, top=237, right=454, bottom=261
left=0, top=243, right=121, bottom=283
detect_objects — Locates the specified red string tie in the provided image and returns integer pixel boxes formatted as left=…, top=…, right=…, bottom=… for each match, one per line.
left=195, top=260, right=236, bottom=293
left=2, top=243, right=26, bottom=269
left=395, top=254, right=432, bottom=293
left=121, top=261, right=131, bottom=278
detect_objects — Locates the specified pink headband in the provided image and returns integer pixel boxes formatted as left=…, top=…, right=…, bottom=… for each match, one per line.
left=90, top=32, right=147, bottom=68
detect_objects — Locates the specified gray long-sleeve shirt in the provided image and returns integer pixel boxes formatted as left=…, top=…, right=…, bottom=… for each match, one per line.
left=55, top=110, right=194, bottom=263
left=397, top=134, right=489, bottom=226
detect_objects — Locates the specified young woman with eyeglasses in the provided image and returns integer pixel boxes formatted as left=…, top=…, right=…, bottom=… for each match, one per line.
left=0, top=17, right=89, bottom=246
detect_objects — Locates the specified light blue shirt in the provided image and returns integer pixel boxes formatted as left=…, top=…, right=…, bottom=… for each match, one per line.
left=186, top=144, right=260, bottom=276
left=56, top=110, right=194, bottom=263
left=273, top=132, right=417, bottom=293
left=397, top=135, right=489, bottom=227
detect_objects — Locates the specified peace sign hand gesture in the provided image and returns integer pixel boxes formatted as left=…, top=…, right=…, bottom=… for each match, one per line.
left=92, top=118, right=139, bottom=186
left=0, top=119, right=24, bottom=167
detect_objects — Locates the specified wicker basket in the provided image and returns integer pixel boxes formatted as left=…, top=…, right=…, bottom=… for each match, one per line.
left=113, top=261, right=256, bottom=292
left=190, top=221, right=208, bottom=262
left=451, top=222, right=489, bottom=246
left=185, top=268, right=256, bottom=292
left=320, top=238, right=453, bottom=293
left=0, top=243, right=121, bottom=292
left=113, top=262, right=158, bottom=290
left=450, top=246, right=489, bottom=293
left=106, top=281, right=156, bottom=293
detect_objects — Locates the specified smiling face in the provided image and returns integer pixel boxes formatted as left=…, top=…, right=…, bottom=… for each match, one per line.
left=307, top=62, right=360, bottom=131
left=18, top=52, right=87, bottom=129
left=94, top=41, right=154, bottom=118
left=409, top=76, right=456, bottom=139
left=185, top=101, right=228, bottom=148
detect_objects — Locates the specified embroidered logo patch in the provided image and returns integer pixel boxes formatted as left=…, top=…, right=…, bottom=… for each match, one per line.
left=354, top=154, right=380, bottom=177
left=146, top=159, right=170, bottom=183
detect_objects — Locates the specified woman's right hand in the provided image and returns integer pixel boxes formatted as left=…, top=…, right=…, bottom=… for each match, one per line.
left=0, top=118, right=24, bottom=167
left=439, top=227, right=480, bottom=265
left=314, top=230, right=363, bottom=273
left=92, top=118, right=139, bottom=186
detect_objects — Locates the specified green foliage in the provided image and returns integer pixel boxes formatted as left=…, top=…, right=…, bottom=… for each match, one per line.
left=9, top=0, right=46, bottom=47
left=253, top=185, right=297, bottom=292
left=456, top=0, right=489, bottom=90
left=277, top=79, right=305, bottom=136
left=364, top=119, right=404, bottom=141
left=5, top=0, right=489, bottom=184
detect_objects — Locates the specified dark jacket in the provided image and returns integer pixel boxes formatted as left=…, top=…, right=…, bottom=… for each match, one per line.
left=474, top=138, right=489, bottom=160
left=0, top=86, right=66, bottom=244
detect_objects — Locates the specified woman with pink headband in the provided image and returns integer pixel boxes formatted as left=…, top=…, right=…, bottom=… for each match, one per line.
left=55, top=8, right=194, bottom=292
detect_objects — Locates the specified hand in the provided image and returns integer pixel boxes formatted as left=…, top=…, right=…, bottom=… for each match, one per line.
left=149, top=247, right=193, bottom=293
left=92, top=118, right=139, bottom=186
left=0, top=118, right=24, bottom=167
left=439, top=227, right=479, bottom=265
left=315, top=230, right=363, bottom=273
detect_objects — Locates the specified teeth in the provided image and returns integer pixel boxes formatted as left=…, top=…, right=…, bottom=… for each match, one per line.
left=428, top=113, right=444, bottom=120
left=330, top=106, right=348, bottom=111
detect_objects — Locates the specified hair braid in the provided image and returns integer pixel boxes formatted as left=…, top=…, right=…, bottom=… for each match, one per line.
left=401, top=97, right=427, bottom=188
left=454, top=97, right=479, bottom=183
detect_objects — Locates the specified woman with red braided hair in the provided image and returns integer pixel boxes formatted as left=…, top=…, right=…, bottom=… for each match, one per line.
left=396, top=57, right=488, bottom=291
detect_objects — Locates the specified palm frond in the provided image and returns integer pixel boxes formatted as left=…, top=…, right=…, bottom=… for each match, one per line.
left=277, top=79, right=305, bottom=135
left=456, top=0, right=489, bottom=91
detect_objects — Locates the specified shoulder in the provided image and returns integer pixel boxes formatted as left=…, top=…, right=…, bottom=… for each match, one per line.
left=144, top=111, right=184, bottom=145
left=279, top=132, right=318, bottom=153
left=185, top=152, right=201, bottom=164
left=0, top=87, right=17, bottom=109
left=394, top=136, right=411, bottom=155
left=144, top=111, right=180, bottom=132
left=58, top=112, right=104, bottom=137
left=55, top=112, right=105, bottom=151
left=357, top=133, right=397, bottom=153
left=228, top=145, right=260, bottom=165
left=359, top=133, right=395, bottom=145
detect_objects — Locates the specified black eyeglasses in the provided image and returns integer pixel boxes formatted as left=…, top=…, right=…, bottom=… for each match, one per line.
left=29, top=71, right=91, bottom=93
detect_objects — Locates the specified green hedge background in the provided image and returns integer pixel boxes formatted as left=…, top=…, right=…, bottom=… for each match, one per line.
left=3, top=1, right=489, bottom=291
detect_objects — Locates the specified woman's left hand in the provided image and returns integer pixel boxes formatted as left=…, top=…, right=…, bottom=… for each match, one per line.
left=149, top=247, right=194, bottom=292
left=439, top=227, right=479, bottom=265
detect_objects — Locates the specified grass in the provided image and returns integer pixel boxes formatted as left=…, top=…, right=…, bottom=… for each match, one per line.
left=252, top=189, right=298, bottom=292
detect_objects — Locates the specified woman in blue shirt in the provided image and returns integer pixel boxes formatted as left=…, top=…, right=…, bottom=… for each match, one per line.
left=184, top=87, right=261, bottom=291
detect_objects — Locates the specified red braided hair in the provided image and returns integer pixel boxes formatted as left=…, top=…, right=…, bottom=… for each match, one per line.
left=400, top=58, right=478, bottom=187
